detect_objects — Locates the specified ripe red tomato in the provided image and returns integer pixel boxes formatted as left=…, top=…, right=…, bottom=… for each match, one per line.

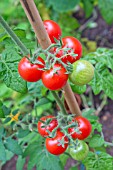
left=56, top=36, right=82, bottom=64
left=18, top=56, right=45, bottom=82
left=42, top=64, right=68, bottom=90
left=46, top=131, right=69, bottom=155
left=43, top=20, right=62, bottom=43
left=68, top=116, right=92, bottom=140
left=37, top=115, right=58, bottom=137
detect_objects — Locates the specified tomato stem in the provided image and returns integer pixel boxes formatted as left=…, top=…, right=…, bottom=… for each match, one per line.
left=0, top=15, right=29, bottom=55
left=51, top=91, right=67, bottom=115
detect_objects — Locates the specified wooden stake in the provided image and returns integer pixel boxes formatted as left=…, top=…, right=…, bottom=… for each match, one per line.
left=20, top=0, right=82, bottom=116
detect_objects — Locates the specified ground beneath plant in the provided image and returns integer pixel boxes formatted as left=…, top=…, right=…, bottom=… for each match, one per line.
left=2, top=7, right=113, bottom=170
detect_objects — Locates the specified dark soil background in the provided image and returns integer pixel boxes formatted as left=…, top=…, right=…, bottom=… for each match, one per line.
left=2, top=8, right=113, bottom=170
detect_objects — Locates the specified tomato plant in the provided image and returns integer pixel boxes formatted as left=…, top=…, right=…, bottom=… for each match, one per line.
left=56, top=36, right=82, bottom=64
left=37, top=115, right=58, bottom=137
left=68, top=116, right=92, bottom=140
left=43, top=20, right=62, bottom=43
left=69, top=140, right=89, bottom=161
left=18, top=56, right=45, bottom=82
left=42, top=63, right=68, bottom=90
left=45, top=131, right=69, bottom=155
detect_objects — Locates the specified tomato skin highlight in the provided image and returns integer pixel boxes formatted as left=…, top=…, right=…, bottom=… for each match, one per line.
left=46, top=131, right=69, bottom=155
left=18, top=56, right=45, bottom=82
left=69, top=140, right=89, bottom=161
left=56, top=36, right=82, bottom=64
left=43, top=20, right=62, bottom=43
left=42, top=64, right=68, bottom=90
left=68, top=116, right=92, bottom=140
left=37, top=115, right=58, bottom=137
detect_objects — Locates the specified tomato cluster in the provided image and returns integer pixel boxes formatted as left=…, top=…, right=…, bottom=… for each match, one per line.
left=18, top=20, right=94, bottom=91
left=18, top=20, right=93, bottom=157
left=37, top=115, right=92, bottom=155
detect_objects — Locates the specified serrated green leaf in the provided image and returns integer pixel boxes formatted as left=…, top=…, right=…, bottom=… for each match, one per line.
left=46, top=0, right=80, bottom=12
left=0, top=140, right=6, bottom=161
left=5, top=138, right=23, bottom=155
left=82, top=108, right=98, bottom=120
left=17, top=129, right=30, bottom=138
left=82, top=151, right=113, bottom=170
left=82, top=0, right=93, bottom=18
left=16, top=156, right=26, bottom=170
left=89, top=134, right=104, bottom=148
left=84, top=48, right=113, bottom=99
left=0, top=100, right=5, bottom=118
left=98, top=0, right=113, bottom=24
left=0, top=44, right=27, bottom=93
left=60, top=153, right=69, bottom=167
left=35, top=98, right=50, bottom=107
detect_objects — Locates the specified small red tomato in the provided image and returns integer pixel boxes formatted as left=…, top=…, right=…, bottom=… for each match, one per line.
left=56, top=36, right=82, bottom=64
left=46, top=131, right=69, bottom=155
left=68, top=116, right=92, bottom=140
left=43, top=20, right=62, bottom=43
left=37, top=115, right=58, bottom=137
left=18, top=56, right=45, bottom=82
left=42, top=64, right=68, bottom=90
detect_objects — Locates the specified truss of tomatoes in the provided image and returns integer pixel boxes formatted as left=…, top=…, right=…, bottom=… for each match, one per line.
left=37, top=115, right=92, bottom=155
left=18, top=20, right=85, bottom=91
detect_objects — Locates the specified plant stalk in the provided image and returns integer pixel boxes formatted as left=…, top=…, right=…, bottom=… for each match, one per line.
left=0, top=15, right=29, bottom=55
left=20, top=0, right=82, bottom=116
left=51, top=91, right=67, bottom=115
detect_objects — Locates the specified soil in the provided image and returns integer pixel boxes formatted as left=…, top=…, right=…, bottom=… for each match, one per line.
left=2, top=7, right=113, bottom=170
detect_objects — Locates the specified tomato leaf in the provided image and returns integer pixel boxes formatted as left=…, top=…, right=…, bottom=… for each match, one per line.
left=45, top=0, right=80, bottom=12
left=84, top=48, right=113, bottom=99
left=0, top=40, right=27, bottom=93
left=82, top=151, right=113, bottom=170
left=89, top=134, right=104, bottom=148
left=0, top=139, right=6, bottom=161
left=82, top=0, right=93, bottom=18
left=23, top=135, right=62, bottom=170
left=98, top=0, right=113, bottom=24
left=4, top=138, right=23, bottom=155
left=16, top=156, right=26, bottom=170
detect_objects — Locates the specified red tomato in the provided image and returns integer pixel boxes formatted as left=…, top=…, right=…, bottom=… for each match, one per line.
left=68, top=116, right=92, bottom=140
left=42, top=64, right=68, bottom=90
left=37, top=115, right=58, bottom=137
left=46, top=131, right=69, bottom=155
left=43, top=20, right=62, bottom=43
left=56, top=36, right=82, bottom=64
left=18, top=56, right=45, bottom=82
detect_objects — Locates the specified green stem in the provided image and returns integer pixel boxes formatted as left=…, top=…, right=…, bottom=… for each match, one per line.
left=51, top=91, right=67, bottom=115
left=0, top=15, right=29, bottom=55
left=105, top=141, right=113, bottom=147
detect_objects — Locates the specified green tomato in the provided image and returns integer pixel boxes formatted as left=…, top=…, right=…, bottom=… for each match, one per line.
left=69, top=60, right=94, bottom=86
left=70, top=83, right=86, bottom=94
left=69, top=140, right=89, bottom=161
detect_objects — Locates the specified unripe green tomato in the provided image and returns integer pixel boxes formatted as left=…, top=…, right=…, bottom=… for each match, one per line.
left=69, top=60, right=94, bottom=86
left=70, top=83, right=86, bottom=94
left=69, top=140, right=89, bottom=161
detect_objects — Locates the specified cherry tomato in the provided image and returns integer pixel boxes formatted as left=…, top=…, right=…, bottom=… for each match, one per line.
left=69, top=140, right=89, bottom=161
left=42, top=64, right=68, bottom=90
left=56, top=36, right=82, bottom=64
left=68, top=116, right=92, bottom=140
left=43, top=20, right=62, bottom=43
left=46, top=131, right=69, bottom=155
left=37, top=115, right=58, bottom=137
left=18, top=56, right=45, bottom=82
left=69, top=60, right=94, bottom=86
